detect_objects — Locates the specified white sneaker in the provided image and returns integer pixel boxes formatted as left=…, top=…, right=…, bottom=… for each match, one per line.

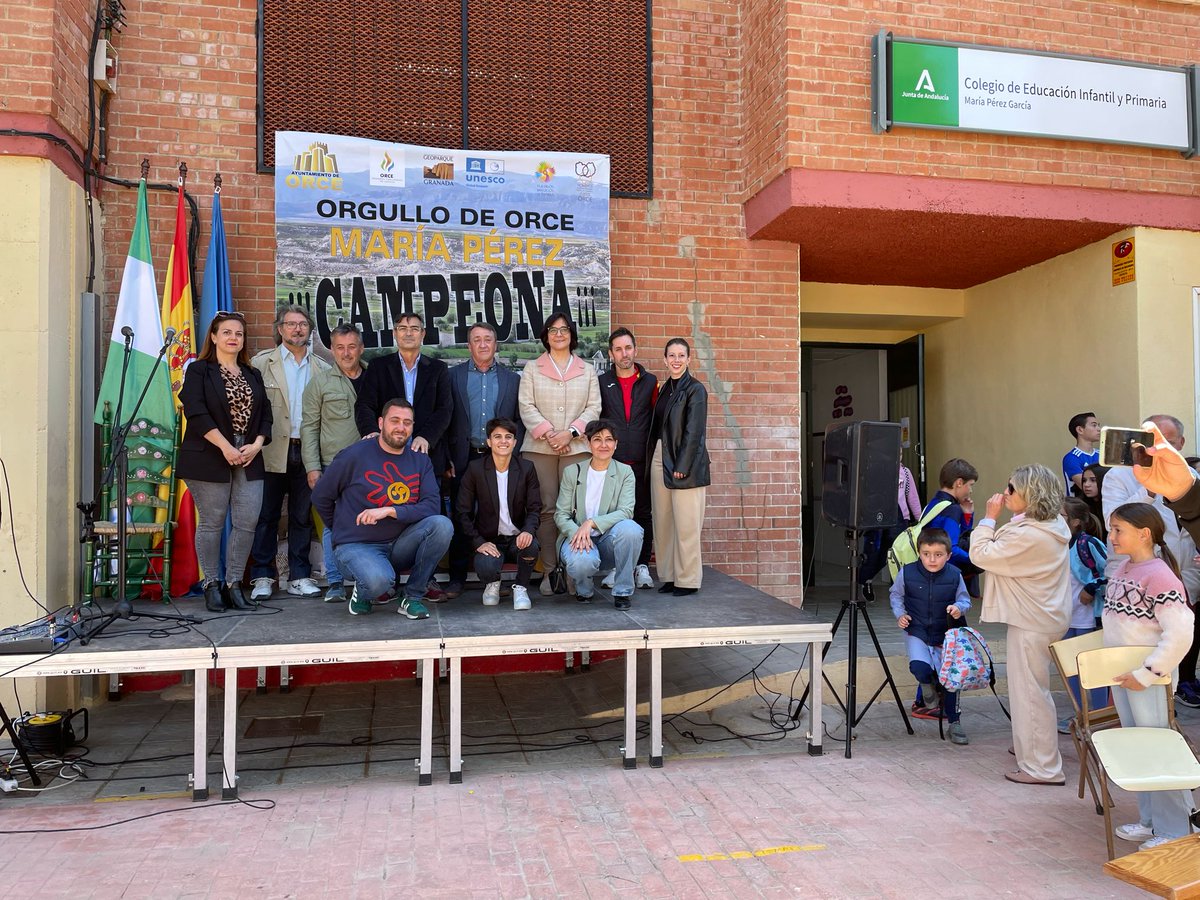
left=600, top=570, right=615, bottom=589
left=287, top=577, right=321, bottom=597
left=250, top=577, right=274, bottom=601
left=512, top=585, right=531, bottom=611
left=1140, top=835, right=1176, bottom=851
left=635, top=564, right=654, bottom=589
left=482, top=582, right=501, bottom=606
left=1115, top=823, right=1155, bottom=843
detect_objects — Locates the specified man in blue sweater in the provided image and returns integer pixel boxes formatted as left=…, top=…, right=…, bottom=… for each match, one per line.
left=311, top=398, right=453, bottom=618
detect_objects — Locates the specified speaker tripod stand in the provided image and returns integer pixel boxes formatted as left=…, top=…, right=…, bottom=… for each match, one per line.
left=794, top=529, right=913, bottom=758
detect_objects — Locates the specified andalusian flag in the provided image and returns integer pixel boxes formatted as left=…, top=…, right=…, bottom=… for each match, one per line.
left=94, top=179, right=173, bottom=428
left=162, top=174, right=200, bottom=596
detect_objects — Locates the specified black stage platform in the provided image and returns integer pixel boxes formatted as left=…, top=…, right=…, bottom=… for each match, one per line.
left=1, top=568, right=831, bottom=796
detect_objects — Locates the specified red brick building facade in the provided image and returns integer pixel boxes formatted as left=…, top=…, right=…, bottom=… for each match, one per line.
left=3, top=0, right=1199, bottom=612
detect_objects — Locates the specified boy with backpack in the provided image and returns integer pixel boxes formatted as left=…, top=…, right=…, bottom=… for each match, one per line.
left=889, top=527, right=972, bottom=745
left=924, top=458, right=983, bottom=595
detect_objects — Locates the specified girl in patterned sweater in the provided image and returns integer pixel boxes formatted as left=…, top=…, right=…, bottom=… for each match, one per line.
left=1104, top=502, right=1197, bottom=850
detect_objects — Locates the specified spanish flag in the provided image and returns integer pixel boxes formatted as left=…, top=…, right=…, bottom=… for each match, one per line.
left=161, top=170, right=200, bottom=597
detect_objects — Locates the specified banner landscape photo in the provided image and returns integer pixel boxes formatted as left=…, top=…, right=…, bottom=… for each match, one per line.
left=274, top=132, right=611, bottom=367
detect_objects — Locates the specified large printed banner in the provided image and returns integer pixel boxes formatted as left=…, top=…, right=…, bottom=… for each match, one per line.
left=274, top=132, right=610, bottom=363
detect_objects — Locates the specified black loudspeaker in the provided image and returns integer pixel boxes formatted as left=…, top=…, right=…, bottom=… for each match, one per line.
left=821, top=421, right=902, bottom=530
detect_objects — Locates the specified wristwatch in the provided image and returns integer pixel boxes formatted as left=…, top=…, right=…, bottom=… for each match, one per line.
left=568, top=426, right=580, bottom=438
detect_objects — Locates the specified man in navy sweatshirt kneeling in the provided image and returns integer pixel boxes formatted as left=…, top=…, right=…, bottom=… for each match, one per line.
left=312, top=398, right=453, bottom=619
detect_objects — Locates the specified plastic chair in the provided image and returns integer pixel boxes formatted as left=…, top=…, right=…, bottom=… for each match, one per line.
left=1050, top=629, right=1119, bottom=813
left=1077, top=646, right=1200, bottom=860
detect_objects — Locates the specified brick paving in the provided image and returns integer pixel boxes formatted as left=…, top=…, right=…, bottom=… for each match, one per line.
left=1, top=582, right=1194, bottom=897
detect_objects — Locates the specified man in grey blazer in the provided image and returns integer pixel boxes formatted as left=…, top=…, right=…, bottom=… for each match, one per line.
left=554, top=419, right=644, bottom=609
left=444, top=322, right=522, bottom=597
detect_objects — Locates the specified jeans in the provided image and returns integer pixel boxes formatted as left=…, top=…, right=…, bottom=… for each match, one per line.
left=333, top=515, right=453, bottom=602
left=250, top=442, right=313, bottom=581
left=906, top=635, right=959, bottom=723
left=559, top=519, right=644, bottom=598
left=1112, top=680, right=1196, bottom=838
left=190, top=469, right=263, bottom=584
left=1062, top=626, right=1110, bottom=714
left=474, top=535, right=540, bottom=588
left=322, top=525, right=343, bottom=585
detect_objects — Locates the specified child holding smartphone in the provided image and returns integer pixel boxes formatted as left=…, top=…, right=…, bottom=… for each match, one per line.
left=1104, top=502, right=1196, bottom=850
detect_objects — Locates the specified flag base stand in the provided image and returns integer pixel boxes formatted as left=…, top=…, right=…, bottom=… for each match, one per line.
left=78, top=328, right=200, bottom=639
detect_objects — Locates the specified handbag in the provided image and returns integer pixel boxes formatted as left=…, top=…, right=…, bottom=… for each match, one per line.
left=547, top=563, right=569, bottom=595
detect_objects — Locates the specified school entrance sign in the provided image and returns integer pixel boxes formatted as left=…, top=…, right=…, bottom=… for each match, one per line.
left=872, top=32, right=1200, bottom=156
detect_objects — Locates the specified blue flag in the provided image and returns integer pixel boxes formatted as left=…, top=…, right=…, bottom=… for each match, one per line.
left=199, top=185, right=232, bottom=329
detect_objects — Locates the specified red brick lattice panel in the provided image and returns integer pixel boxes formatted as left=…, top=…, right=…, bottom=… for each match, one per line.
left=465, top=0, right=650, bottom=195
left=260, top=0, right=465, bottom=168
left=259, top=0, right=650, bottom=195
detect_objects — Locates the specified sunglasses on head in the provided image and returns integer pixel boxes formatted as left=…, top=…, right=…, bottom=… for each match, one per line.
left=213, top=311, right=245, bottom=322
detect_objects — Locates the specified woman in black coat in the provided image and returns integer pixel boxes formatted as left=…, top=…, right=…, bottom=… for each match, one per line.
left=177, top=311, right=272, bottom=611
left=648, top=338, right=711, bottom=596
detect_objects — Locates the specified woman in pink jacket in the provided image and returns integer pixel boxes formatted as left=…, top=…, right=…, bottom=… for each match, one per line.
left=970, top=463, right=1072, bottom=786
left=518, top=313, right=602, bottom=591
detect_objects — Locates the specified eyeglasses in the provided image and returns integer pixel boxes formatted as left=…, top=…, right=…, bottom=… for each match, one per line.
left=394, top=325, right=423, bottom=334
left=282, top=320, right=310, bottom=330
left=547, top=326, right=572, bottom=336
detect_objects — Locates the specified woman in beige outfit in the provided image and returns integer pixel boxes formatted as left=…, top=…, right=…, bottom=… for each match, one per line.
left=518, top=313, right=601, bottom=589
left=969, top=463, right=1072, bottom=785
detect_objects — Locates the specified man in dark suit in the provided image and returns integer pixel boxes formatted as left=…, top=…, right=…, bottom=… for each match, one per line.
left=444, top=322, right=523, bottom=597
left=354, top=311, right=453, bottom=599
left=456, top=417, right=541, bottom=610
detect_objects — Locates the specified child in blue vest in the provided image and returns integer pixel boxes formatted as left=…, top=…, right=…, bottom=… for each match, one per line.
left=890, top=527, right=972, bottom=745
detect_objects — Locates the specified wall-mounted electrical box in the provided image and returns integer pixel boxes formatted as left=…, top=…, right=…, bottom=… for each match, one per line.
left=93, top=39, right=118, bottom=94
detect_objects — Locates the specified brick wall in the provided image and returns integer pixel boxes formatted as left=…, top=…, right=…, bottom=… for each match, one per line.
left=742, top=0, right=1200, bottom=199
left=77, top=0, right=807, bottom=600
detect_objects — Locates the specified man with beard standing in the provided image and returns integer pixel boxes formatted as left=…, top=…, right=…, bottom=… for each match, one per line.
left=250, top=304, right=330, bottom=600
left=597, top=328, right=656, bottom=590
left=311, top=399, right=453, bottom=619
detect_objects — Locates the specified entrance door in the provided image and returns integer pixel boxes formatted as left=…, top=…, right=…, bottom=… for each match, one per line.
left=887, top=334, right=926, bottom=501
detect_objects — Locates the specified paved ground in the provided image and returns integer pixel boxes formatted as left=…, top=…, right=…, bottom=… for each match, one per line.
left=1, top=577, right=1196, bottom=898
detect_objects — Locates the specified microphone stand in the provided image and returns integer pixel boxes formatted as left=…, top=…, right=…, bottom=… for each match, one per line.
left=78, top=329, right=200, bottom=642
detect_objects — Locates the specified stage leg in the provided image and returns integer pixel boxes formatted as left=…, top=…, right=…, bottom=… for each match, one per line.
left=449, top=657, right=462, bottom=784
left=581, top=650, right=591, bottom=671
left=623, top=649, right=637, bottom=769
left=649, top=648, right=663, bottom=767
left=222, top=668, right=238, bottom=800
left=192, top=668, right=208, bottom=801
left=419, top=657, right=433, bottom=786
left=564, top=652, right=575, bottom=673
left=280, top=664, right=291, bottom=694
left=255, top=666, right=267, bottom=695
left=108, top=672, right=121, bottom=700
left=438, top=657, right=448, bottom=684
left=808, top=640, right=824, bottom=756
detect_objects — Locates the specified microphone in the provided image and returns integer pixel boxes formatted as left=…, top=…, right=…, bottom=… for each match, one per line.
left=163, top=327, right=177, bottom=347
left=121, top=325, right=134, bottom=346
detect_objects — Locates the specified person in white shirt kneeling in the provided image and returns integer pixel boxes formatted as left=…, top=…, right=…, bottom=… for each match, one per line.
left=555, top=419, right=643, bottom=609
left=456, top=417, right=541, bottom=611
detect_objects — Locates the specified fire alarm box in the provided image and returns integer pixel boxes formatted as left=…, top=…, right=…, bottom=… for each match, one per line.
left=93, top=39, right=118, bottom=94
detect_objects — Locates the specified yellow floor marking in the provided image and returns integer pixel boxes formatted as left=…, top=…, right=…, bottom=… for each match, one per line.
left=95, top=790, right=192, bottom=803
left=678, top=844, right=825, bottom=862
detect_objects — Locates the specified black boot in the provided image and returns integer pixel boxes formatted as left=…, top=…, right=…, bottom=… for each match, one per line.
left=657, top=582, right=675, bottom=594
left=226, top=582, right=254, bottom=611
left=204, top=581, right=224, bottom=612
